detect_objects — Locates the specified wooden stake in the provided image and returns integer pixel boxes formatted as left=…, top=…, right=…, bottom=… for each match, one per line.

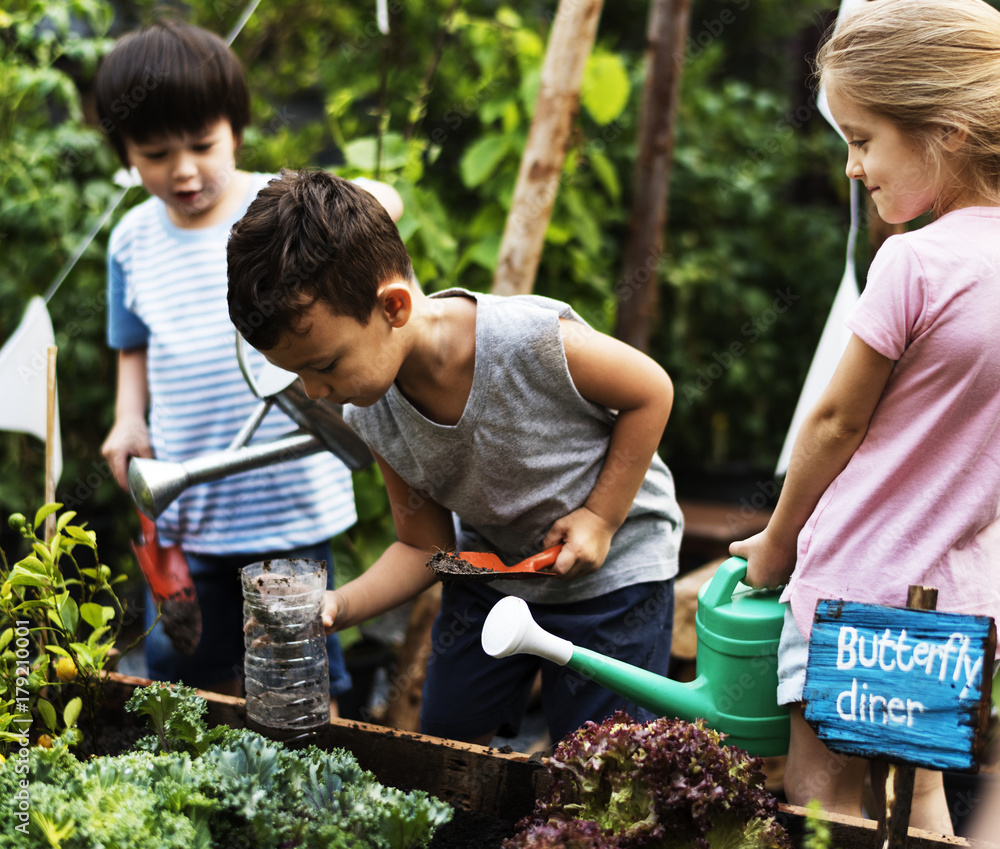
left=492, top=0, right=605, bottom=297
left=875, top=585, right=938, bottom=849
left=381, top=584, right=442, bottom=732
left=44, top=345, right=58, bottom=542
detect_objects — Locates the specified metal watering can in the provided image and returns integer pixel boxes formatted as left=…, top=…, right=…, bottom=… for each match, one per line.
left=128, top=336, right=372, bottom=520
left=481, top=556, right=790, bottom=756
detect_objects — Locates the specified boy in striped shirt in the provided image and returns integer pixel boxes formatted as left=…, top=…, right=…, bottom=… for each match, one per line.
left=96, top=19, right=402, bottom=713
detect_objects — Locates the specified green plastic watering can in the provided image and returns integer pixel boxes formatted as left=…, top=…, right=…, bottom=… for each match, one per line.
left=481, top=556, right=790, bottom=757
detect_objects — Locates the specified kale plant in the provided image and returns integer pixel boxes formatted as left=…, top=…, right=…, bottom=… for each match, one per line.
left=0, top=684, right=451, bottom=848
left=125, top=681, right=225, bottom=755
left=505, top=711, right=790, bottom=849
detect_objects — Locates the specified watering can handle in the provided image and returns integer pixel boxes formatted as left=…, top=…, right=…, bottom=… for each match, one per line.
left=699, top=556, right=751, bottom=609
left=235, top=332, right=298, bottom=399
left=235, top=332, right=263, bottom=397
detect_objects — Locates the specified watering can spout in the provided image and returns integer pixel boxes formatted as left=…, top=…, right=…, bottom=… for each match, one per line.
left=126, top=336, right=372, bottom=520
left=481, top=596, right=718, bottom=724
left=129, top=457, right=188, bottom=521
left=481, top=557, right=790, bottom=757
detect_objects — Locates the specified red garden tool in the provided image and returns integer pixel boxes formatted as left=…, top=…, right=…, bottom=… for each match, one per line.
left=428, top=545, right=562, bottom=582
left=132, top=510, right=202, bottom=654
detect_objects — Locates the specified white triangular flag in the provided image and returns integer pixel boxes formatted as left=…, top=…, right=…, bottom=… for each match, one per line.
left=0, top=296, right=63, bottom=484
left=775, top=0, right=867, bottom=478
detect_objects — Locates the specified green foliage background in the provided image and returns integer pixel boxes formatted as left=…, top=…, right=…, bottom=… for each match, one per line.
left=1, top=0, right=850, bottom=581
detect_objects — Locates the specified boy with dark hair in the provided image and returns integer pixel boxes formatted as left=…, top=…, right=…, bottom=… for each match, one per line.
left=96, top=21, right=402, bottom=711
left=228, top=169, right=683, bottom=745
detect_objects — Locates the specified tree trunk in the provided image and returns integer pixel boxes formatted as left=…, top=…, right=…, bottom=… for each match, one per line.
left=614, top=0, right=692, bottom=352
left=491, top=0, right=605, bottom=297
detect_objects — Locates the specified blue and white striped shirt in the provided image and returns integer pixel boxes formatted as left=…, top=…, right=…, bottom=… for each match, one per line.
left=107, top=172, right=356, bottom=553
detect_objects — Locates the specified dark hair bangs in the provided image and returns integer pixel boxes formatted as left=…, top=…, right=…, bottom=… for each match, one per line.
left=95, top=20, right=249, bottom=164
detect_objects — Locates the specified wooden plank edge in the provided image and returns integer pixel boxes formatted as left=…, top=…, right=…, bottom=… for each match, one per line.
left=778, top=803, right=981, bottom=848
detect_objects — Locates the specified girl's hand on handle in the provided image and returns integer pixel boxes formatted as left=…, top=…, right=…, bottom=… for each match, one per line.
left=542, top=507, right=614, bottom=580
left=729, top=530, right=796, bottom=590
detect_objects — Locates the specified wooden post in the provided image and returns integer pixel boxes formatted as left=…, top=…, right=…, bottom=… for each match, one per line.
left=874, top=585, right=937, bottom=849
left=491, top=0, right=605, bottom=297
left=615, top=0, right=691, bottom=352
left=44, top=345, right=58, bottom=542
left=381, top=584, right=442, bottom=732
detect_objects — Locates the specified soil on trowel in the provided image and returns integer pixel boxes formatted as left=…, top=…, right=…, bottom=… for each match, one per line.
left=159, top=596, right=202, bottom=655
left=427, top=551, right=499, bottom=583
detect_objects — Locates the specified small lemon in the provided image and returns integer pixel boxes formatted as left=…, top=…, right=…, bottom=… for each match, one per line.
left=37, top=734, right=53, bottom=749
left=55, top=657, right=78, bottom=682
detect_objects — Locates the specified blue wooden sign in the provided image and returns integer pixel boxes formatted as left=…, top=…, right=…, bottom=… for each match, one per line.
left=803, top=599, right=996, bottom=772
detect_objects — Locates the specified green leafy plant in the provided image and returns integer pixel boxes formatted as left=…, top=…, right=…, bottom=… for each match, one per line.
left=126, top=681, right=226, bottom=756
left=505, top=711, right=790, bottom=849
left=0, top=683, right=452, bottom=848
left=0, top=503, right=134, bottom=754
left=801, top=800, right=838, bottom=849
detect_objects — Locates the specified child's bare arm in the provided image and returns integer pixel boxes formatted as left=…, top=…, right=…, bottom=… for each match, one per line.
left=543, top=319, right=674, bottom=579
left=731, top=334, right=894, bottom=588
left=323, top=451, right=452, bottom=632
left=101, top=348, right=153, bottom=490
left=354, top=177, right=404, bottom=223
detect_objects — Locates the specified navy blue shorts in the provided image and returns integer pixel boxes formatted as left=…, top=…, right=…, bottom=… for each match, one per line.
left=144, top=541, right=352, bottom=696
left=420, top=579, right=674, bottom=744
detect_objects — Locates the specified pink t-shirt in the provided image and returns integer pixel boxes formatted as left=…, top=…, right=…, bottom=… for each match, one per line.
left=785, top=207, right=1000, bottom=648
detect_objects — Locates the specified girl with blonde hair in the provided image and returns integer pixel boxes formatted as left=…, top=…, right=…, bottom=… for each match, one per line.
left=732, top=0, right=1000, bottom=833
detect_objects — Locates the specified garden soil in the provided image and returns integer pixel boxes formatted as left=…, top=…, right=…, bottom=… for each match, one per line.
left=427, top=550, right=534, bottom=583
left=429, top=808, right=517, bottom=848
left=157, top=596, right=202, bottom=655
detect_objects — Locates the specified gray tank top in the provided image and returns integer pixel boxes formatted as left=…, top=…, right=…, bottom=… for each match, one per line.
left=345, top=288, right=683, bottom=603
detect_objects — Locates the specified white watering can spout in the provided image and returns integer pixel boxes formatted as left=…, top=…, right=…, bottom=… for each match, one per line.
left=482, top=596, right=573, bottom=665
left=482, top=594, right=712, bottom=724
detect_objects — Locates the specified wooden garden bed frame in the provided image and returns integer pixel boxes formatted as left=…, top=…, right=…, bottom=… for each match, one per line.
left=100, top=671, right=984, bottom=848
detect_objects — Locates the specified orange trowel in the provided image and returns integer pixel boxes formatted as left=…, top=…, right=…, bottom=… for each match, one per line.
left=132, top=510, right=202, bottom=655
left=428, top=545, right=562, bottom=582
